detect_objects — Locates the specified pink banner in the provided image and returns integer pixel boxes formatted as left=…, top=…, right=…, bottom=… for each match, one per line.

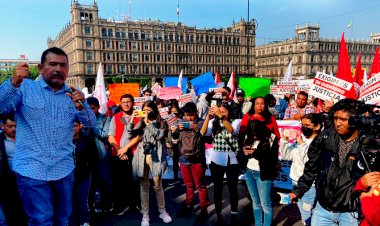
left=157, top=87, right=183, bottom=100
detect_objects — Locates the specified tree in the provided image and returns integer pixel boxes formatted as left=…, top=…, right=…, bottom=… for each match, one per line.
left=29, top=65, right=39, bottom=80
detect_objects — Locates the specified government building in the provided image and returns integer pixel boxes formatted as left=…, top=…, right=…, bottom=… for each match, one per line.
left=255, top=24, right=380, bottom=80
left=48, top=0, right=256, bottom=87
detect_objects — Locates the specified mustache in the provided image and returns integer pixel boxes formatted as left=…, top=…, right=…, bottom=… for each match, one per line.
left=51, top=73, right=65, bottom=79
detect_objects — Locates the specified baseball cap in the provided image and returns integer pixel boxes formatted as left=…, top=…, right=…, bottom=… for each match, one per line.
left=236, top=89, right=245, bottom=96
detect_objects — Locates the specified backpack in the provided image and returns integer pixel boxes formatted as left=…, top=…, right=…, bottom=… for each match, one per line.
left=179, top=129, right=203, bottom=161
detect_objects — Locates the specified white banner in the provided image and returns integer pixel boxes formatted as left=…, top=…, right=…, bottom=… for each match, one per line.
left=309, top=72, right=352, bottom=102
left=359, top=73, right=380, bottom=104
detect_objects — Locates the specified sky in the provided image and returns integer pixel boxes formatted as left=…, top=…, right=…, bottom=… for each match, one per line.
left=1, top=0, right=380, bottom=61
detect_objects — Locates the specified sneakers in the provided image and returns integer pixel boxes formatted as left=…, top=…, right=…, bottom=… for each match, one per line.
left=141, top=214, right=150, bottom=226
left=159, top=211, right=173, bottom=223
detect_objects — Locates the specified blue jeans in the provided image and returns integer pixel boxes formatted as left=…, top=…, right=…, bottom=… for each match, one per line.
left=245, top=169, right=273, bottom=226
left=311, top=202, right=359, bottom=226
left=69, top=175, right=90, bottom=225
left=17, top=172, right=74, bottom=226
left=293, top=182, right=316, bottom=225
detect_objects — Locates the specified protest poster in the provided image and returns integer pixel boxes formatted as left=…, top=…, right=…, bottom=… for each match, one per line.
left=309, top=72, right=353, bottom=102
left=274, top=160, right=293, bottom=190
left=273, top=120, right=301, bottom=190
left=176, top=93, right=193, bottom=108
left=164, top=114, right=182, bottom=127
left=157, top=86, right=183, bottom=100
left=134, top=96, right=152, bottom=107
left=209, top=87, right=223, bottom=99
left=151, top=82, right=162, bottom=96
left=164, top=77, right=188, bottom=94
left=277, top=81, right=299, bottom=86
left=159, top=107, right=169, bottom=117
left=190, top=72, right=217, bottom=96
left=239, top=77, right=271, bottom=98
left=270, top=85, right=282, bottom=99
left=359, top=73, right=380, bottom=104
left=108, top=83, right=140, bottom=103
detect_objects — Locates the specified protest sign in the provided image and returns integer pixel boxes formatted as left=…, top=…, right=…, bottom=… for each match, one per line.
left=164, top=77, right=188, bottom=94
left=309, top=72, right=353, bottom=102
left=239, top=77, right=271, bottom=98
left=190, top=72, right=217, bottom=96
left=274, top=160, right=293, bottom=190
left=151, top=82, right=162, bottom=96
left=176, top=94, right=193, bottom=108
left=134, top=96, right=152, bottom=107
left=108, top=83, right=140, bottom=103
left=164, top=114, right=182, bottom=127
left=209, top=87, right=223, bottom=99
left=273, top=120, right=301, bottom=190
left=159, top=107, right=169, bottom=117
left=157, top=87, right=183, bottom=100
left=359, top=73, right=380, bottom=104
left=277, top=81, right=299, bottom=86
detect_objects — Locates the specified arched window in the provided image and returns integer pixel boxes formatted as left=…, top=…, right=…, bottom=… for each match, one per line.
left=116, top=29, right=121, bottom=38
left=108, top=29, right=113, bottom=37
left=102, top=28, right=107, bottom=37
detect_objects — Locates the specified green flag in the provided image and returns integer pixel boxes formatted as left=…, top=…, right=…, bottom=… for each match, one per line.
left=239, top=77, right=271, bottom=98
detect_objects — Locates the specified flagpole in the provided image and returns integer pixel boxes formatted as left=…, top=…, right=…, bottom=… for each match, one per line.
left=177, top=0, right=180, bottom=23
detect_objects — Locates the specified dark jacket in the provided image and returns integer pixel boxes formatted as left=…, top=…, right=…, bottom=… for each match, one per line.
left=0, top=132, right=10, bottom=195
left=292, top=126, right=367, bottom=212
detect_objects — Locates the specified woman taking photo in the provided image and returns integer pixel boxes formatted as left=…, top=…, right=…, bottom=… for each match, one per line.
left=239, top=97, right=280, bottom=226
left=131, top=100, right=172, bottom=226
left=200, top=102, right=241, bottom=224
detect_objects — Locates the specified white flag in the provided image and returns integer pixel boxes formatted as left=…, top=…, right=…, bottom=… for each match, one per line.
left=93, top=63, right=108, bottom=114
left=227, top=71, right=236, bottom=101
left=363, top=68, right=368, bottom=84
left=283, top=61, right=292, bottom=81
left=178, top=69, right=183, bottom=90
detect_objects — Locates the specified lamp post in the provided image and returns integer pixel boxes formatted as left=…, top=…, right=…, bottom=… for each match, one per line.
left=246, top=0, right=250, bottom=75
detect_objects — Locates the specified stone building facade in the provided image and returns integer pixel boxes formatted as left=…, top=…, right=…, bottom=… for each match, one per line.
left=48, top=1, right=256, bottom=87
left=255, top=24, right=380, bottom=80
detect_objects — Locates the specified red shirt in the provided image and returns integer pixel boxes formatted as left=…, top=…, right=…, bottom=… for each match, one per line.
left=354, top=178, right=380, bottom=226
left=240, top=114, right=280, bottom=140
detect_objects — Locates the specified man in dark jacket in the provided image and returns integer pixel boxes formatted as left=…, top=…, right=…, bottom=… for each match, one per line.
left=0, top=113, right=28, bottom=226
left=289, top=98, right=379, bottom=225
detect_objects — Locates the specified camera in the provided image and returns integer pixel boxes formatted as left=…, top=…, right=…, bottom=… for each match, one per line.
left=349, top=102, right=380, bottom=134
left=367, top=149, right=380, bottom=172
left=143, top=142, right=155, bottom=155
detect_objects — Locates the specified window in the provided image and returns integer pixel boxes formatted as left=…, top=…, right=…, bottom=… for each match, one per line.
left=107, top=53, right=111, bottom=60
left=156, top=55, right=161, bottom=62
left=108, top=29, right=113, bottom=37
left=84, top=26, right=91, bottom=35
left=120, top=65, right=126, bottom=74
left=85, top=39, right=92, bottom=48
left=141, top=32, right=145, bottom=40
left=102, top=28, right=107, bottom=37
left=106, top=40, right=111, bottom=48
left=132, top=42, right=137, bottom=49
left=107, top=64, right=113, bottom=74
left=128, top=31, right=133, bottom=39
left=132, top=53, right=138, bottom=61
left=121, top=31, right=126, bottom=38
left=146, top=32, right=151, bottom=40
left=145, top=42, right=149, bottom=50
left=153, top=32, right=157, bottom=40
left=134, top=31, right=139, bottom=39
left=116, top=29, right=120, bottom=38
left=158, top=32, right=162, bottom=40
left=87, top=64, right=93, bottom=74
left=86, top=52, right=93, bottom=60
left=119, top=42, right=125, bottom=49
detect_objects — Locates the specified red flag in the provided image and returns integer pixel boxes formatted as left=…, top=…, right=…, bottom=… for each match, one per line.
left=336, top=33, right=356, bottom=99
left=355, top=52, right=364, bottom=86
left=227, top=71, right=236, bottom=101
left=369, top=47, right=380, bottom=79
left=215, top=72, right=221, bottom=84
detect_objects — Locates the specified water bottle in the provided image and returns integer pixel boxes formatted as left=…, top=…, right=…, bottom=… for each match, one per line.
left=278, top=192, right=291, bottom=205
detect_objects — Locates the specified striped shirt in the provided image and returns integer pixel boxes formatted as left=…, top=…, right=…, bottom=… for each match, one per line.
left=0, top=78, right=96, bottom=181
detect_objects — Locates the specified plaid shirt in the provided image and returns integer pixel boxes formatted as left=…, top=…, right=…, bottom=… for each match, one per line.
left=0, top=78, right=96, bottom=181
left=283, top=105, right=316, bottom=120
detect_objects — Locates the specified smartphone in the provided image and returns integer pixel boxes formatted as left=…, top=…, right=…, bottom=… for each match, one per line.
left=182, top=122, right=191, bottom=129
left=137, top=110, right=146, bottom=117
left=211, top=100, right=217, bottom=107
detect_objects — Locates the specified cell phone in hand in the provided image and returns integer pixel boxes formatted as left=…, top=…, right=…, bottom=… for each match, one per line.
left=182, top=122, right=190, bottom=129
left=252, top=140, right=260, bottom=149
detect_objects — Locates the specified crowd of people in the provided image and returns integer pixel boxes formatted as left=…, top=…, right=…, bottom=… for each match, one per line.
left=0, top=47, right=379, bottom=226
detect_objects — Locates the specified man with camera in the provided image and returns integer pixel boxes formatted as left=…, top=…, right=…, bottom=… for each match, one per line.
left=289, top=98, right=380, bottom=225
